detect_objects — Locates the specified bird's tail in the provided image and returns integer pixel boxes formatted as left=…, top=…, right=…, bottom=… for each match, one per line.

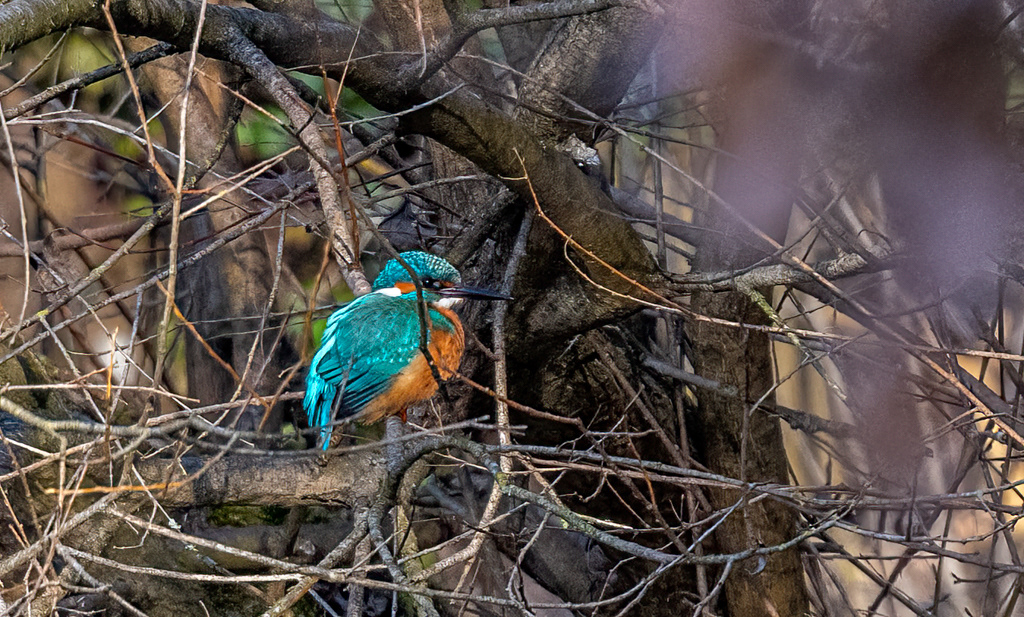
left=304, top=374, right=336, bottom=450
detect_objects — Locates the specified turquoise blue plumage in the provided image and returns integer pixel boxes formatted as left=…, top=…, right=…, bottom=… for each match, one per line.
left=303, top=252, right=464, bottom=449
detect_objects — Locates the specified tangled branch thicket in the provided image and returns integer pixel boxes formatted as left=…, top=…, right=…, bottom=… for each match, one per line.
left=2, top=1, right=1024, bottom=616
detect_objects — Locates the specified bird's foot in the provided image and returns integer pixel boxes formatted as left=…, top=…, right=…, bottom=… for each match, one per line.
left=314, top=450, right=330, bottom=466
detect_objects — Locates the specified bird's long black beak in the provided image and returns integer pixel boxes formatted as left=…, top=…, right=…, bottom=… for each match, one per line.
left=440, top=286, right=511, bottom=301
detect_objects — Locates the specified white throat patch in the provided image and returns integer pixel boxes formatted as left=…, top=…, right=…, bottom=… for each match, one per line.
left=436, top=297, right=463, bottom=309
left=376, top=287, right=403, bottom=297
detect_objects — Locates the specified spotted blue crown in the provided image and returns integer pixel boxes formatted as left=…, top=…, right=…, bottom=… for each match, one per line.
left=373, top=252, right=461, bottom=290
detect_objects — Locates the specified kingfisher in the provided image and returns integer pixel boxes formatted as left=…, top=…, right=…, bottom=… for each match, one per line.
left=304, top=251, right=506, bottom=449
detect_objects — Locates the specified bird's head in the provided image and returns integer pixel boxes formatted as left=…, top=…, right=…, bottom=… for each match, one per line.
left=372, top=251, right=508, bottom=307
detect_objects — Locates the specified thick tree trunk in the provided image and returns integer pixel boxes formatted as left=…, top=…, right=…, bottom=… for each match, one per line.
left=686, top=38, right=811, bottom=616
left=688, top=291, right=809, bottom=616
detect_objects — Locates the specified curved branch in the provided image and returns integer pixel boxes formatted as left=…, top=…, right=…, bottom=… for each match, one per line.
left=0, top=0, right=98, bottom=51
left=395, top=0, right=632, bottom=93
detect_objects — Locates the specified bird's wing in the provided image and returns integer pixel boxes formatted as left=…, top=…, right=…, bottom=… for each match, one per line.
left=305, top=294, right=426, bottom=435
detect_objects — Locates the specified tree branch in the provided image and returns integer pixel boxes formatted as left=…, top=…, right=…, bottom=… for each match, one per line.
left=670, top=252, right=874, bottom=292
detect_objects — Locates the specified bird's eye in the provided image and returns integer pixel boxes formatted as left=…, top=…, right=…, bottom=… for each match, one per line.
left=421, top=277, right=438, bottom=289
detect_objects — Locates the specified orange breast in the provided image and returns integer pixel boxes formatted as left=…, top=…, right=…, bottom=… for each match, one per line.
left=361, top=307, right=465, bottom=423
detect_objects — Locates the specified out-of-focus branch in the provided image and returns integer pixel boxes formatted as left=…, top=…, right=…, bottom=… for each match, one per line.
left=607, top=184, right=704, bottom=246
left=3, top=42, right=174, bottom=121
left=0, top=220, right=146, bottom=257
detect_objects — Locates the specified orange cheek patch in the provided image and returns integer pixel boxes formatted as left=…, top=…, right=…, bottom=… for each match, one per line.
left=394, top=282, right=416, bottom=294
